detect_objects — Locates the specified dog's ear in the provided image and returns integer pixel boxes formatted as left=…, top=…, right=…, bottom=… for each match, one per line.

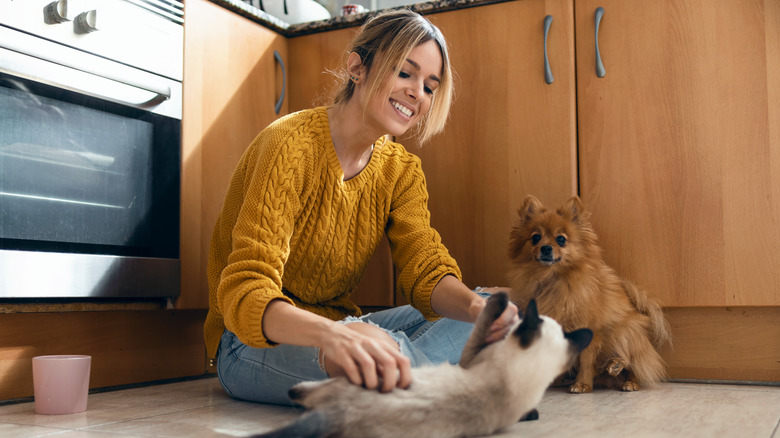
left=518, top=195, right=544, bottom=223
left=558, top=196, right=591, bottom=225
left=459, top=292, right=509, bottom=368
left=515, top=299, right=543, bottom=348
left=565, top=328, right=593, bottom=354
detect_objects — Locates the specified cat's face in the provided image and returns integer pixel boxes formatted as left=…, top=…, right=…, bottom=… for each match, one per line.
left=535, top=315, right=592, bottom=375
left=503, top=299, right=592, bottom=378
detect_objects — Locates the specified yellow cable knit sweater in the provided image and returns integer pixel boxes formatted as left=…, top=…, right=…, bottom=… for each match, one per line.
left=204, top=107, right=461, bottom=361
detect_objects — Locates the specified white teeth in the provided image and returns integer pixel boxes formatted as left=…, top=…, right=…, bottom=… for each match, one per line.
left=392, top=101, right=413, bottom=117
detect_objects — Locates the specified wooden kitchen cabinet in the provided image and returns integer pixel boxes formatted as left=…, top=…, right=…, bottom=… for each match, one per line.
left=574, top=0, right=779, bottom=380
left=412, top=0, right=578, bottom=289
left=178, top=0, right=778, bottom=381
left=180, top=0, right=289, bottom=309
left=287, top=0, right=580, bottom=304
left=576, top=0, right=780, bottom=308
left=417, top=0, right=777, bottom=381
left=287, top=27, right=356, bottom=110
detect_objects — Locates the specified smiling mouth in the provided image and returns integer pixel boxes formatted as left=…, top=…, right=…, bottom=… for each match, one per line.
left=391, top=99, right=414, bottom=118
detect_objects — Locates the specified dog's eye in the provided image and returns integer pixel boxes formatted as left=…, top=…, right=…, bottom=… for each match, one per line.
left=531, top=234, right=541, bottom=245
left=556, top=236, right=567, bottom=247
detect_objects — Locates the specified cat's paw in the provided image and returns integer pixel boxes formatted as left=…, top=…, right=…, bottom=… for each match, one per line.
left=519, top=409, right=539, bottom=422
left=606, top=358, right=627, bottom=376
left=569, top=383, right=592, bottom=394
left=621, top=381, right=640, bottom=392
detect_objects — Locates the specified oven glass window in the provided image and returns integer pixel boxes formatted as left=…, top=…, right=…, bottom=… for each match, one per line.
left=0, top=76, right=179, bottom=258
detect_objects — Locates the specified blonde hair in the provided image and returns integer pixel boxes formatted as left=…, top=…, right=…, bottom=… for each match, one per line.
left=331, top=9, right=453, bottom=144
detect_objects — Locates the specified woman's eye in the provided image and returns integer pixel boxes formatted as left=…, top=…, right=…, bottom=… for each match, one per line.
left=399, top=71, right=410, bottom=78
left=424, top=86, right=433, bottom=95
left=556, top=236, right=567, bottom=247
left=531, top=234, right=541, bottom=245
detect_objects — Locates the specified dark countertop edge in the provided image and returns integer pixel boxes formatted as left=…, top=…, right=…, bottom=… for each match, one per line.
left=206, top=0, right=515, bottom=38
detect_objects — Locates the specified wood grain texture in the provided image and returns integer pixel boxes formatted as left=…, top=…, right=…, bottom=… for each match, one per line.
left=576, top=0, right=780, bottom=307
left=287, top=28, right=356, bottom=110
left=0, top=310, right=207, bottom=400
left=407, top=0, right=578, bottom=289
left=180, top=0, right=289, bottom=309
left=661, top=306, right=780, bottom=382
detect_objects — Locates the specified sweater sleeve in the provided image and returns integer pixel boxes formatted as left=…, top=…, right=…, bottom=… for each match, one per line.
left=209, top=126, right=305, bottom=350
left=385, top=154, right=461, bottom=321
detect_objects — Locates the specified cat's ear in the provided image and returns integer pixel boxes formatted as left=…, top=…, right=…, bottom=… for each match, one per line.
left=483, top=291, right=509, bottom=322
left=564, top=328, right=593, bottom=353
left=515, top=299, right=543, bottom=348
left=459, top=292, right=509, bottom=368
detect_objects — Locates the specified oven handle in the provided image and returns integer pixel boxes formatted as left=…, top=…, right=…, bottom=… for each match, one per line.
left=0, top=30, right=171, bottom=106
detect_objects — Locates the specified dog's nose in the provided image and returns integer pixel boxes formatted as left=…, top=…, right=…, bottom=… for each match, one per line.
left=541, top=245, right=553, bottom=256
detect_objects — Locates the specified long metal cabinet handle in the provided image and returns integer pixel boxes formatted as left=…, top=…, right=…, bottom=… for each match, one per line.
left=544, top=15, right=554, bottom=84
left=0, top=27, right=170, bottom=104
left=274, top=50, right=286, bottom=115
left=595, top=7, right=606, bottom=78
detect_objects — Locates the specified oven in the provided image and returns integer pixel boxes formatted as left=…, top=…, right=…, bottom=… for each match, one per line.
left=0, top=0, right=183, bottom=299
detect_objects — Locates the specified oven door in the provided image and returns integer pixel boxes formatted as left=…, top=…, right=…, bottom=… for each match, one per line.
left=0, top=27, right=181, bottom=299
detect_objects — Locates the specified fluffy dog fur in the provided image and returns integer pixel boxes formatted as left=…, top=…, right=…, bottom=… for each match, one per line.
left=507, top=195, right=672, bottom=393
left=252, top=293, right=592, bottom=438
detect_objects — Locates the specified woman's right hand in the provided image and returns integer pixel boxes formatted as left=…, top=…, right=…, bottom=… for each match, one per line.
left=262, top=299, right=412, bottom=393
left=318, top=321, right=412, bottom=393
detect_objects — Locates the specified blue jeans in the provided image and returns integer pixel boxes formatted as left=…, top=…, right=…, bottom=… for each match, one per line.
left=217, top=290, right=489, bottom=406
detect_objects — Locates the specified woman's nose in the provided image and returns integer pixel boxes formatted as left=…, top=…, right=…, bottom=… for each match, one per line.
left=407, top=81, right=423, bottom=100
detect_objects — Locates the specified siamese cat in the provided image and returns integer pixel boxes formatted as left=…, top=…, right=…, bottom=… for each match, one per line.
left=253, top=293, right=592, bottom=438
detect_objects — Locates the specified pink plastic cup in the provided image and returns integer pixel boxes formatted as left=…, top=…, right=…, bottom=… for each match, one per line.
left=32, top=355, right=91, bottom=415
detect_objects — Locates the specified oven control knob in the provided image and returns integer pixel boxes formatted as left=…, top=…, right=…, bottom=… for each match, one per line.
left=74, top=10, right=99, bottom=33
left=45, top=0, right=71, bottom=23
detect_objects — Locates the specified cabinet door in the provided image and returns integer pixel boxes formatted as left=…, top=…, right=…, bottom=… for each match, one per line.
left=410, top=0, right=578, bottom=288
left=288, top=29, right=396, bottom=308
left=576, top=0, right=779, bottom=382
left=576, top=0, right=780, bottom=307
left=288, top=28, right=356, bottom=110
left=180, top=0, right=288, bottom=308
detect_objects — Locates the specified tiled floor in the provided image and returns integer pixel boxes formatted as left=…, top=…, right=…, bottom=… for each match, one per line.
left=0, top=377, right=778, bottom=437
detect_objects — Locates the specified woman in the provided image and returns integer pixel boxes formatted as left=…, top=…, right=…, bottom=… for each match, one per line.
left=204, top=9, right=517, bottom=406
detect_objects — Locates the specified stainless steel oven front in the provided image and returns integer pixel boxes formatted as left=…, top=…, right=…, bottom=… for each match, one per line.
left=0, top=0, right=183, bottom=299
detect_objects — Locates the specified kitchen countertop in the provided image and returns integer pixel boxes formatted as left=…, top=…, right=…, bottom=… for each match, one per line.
left=208, top=0, right=513, bottom=37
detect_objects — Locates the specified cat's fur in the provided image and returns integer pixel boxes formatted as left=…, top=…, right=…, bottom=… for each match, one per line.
left=253, top=293, right=592, bottom=438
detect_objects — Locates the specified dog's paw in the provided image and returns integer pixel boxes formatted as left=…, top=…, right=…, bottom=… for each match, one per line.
left=606, top=358, right=627, bottom=376
left=569, top=383, right=593, bottom=394
left=621, top=381, right=640, bottom=392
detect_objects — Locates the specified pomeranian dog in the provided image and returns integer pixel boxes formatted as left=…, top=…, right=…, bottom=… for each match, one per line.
left=507, top=195, right=672, bottom=393
left=253, top=293, right=592, bottom=438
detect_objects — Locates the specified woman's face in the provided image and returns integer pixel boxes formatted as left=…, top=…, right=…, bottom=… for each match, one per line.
left=365, top=40, right=443, bottom=137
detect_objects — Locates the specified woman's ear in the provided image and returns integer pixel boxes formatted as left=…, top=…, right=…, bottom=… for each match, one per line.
left=346, top=51, right=366, bottom=82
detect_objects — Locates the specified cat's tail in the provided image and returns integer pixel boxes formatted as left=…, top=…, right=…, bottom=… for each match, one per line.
left=250, top=410, right=331, bottom=438
left=622, top=279, right=673, bottom=349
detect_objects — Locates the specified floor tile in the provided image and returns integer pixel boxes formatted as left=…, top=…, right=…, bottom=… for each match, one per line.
left=0, top=423, right=72, bottom=438
left=86, top=402, right=301, bottom=437
left=1, top=377, right=777, bottom=438
left=505, top=383, right=780, bottom=438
